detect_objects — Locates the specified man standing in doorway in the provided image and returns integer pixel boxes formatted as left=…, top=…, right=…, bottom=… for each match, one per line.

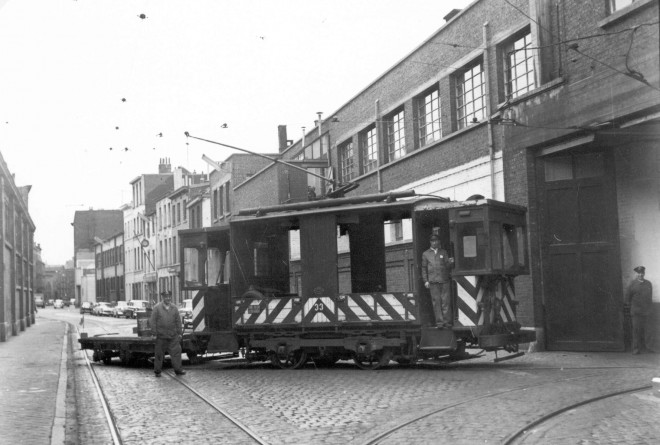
left=422, top=234, right=454, bottom=329
left=150, top=291, right=186, bottom=376
left=625, top=266, right=655, bottom=354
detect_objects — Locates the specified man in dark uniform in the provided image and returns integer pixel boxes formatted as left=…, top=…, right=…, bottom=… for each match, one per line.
left=422, top=234, right=454, bottom=328
left=150, top=291, right=186, bottom=376
left=625, top=266, right=655, bottom=354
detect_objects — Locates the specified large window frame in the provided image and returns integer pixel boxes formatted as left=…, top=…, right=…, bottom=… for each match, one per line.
left=386, top=108, right=406, bottom=162
left=455, top=59, right=486, bottom=129
left=360, top=125, right=378, bottom=174
left=503, top=30, right=536, bottom=100
left=338, top=139, right=355, bottom=182
left=416, top=87, right=441, bottom=148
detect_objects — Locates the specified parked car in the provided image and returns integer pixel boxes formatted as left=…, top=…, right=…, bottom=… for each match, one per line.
left=70, top=298, right=76, bottom=307
left=34, top=294, right=45, bottom=308
left=47, top=299, right=54, bottom=306
left=80, top=301, right=93, bottom=314
left=124, top=300, right=150, bottom=319
left=53, top=299, right=64, bottom=309
left=112, top=301, right=130, bottom=318
left=179, top=299, right=193, bottom=328
left=93, top=302, right=114, bottom=316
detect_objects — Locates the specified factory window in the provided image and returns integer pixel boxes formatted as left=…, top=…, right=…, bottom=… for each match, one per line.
left=416, top=87, right=441, bottom=148
left=386, top=109, right=406, bottom=162
left=360, top=125, right=378, bottom=174
left=339, top=140, right=355, bottom=182
left=503, top=30, right=535, bottom=100
left=609, top=0, right=635, bottom=12
left=455, top=59, right=485, bottom=129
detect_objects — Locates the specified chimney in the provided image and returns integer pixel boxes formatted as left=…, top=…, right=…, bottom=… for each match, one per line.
left=443, top=8, right=461, bottom=22
left=278, top=125, right=288, bottom=152
left=159, top=157, right=172, bottom=174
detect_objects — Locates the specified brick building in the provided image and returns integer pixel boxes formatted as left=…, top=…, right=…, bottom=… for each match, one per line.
left=234, top=0, right=659, bottom=351
left=0, top=150, right=36, bottom=341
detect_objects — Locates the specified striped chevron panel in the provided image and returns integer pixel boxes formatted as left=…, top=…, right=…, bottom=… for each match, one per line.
left=234, top=292, right=417, bottom=326
left=191, top=290, right=206, bottom=332
left=454, top=276, right=517, bottom=327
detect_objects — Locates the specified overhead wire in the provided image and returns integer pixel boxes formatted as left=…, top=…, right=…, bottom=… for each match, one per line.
left=502, top=0, right=660, bottom=92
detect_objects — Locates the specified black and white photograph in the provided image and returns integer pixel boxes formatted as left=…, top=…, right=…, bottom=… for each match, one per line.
left=0, top=0, right=658, bottom=443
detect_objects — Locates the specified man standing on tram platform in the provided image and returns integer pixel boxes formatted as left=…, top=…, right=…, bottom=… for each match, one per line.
left=422, top=234, right=454, bottom=329
left=625, top=266, right=655, bottom=355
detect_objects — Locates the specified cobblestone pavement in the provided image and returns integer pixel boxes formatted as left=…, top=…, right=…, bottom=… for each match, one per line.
left=79, top=349, right=659, bottom=445
left=8, top=311, right=658, bottom=445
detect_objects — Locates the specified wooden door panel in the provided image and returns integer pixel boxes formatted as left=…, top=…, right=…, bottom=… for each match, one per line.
left=540, top=149, right=623, bottom=351
left=546, top=252, right=585, bottom=346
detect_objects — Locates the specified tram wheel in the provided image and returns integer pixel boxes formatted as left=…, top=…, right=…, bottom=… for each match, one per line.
left=270, top=349, right=307, bottom=369
left=353, top=348, right=392, bottom=370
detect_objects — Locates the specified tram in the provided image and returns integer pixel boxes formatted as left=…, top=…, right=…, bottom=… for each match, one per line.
left=179, top=191, right=535, bottom=369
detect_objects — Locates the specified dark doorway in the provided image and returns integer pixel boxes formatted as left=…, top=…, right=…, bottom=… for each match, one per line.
left=538, top=147, right=624, bottom=351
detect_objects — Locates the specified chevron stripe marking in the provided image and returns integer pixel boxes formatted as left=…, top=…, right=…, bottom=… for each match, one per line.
left=349, top=295, right=378, bottom=321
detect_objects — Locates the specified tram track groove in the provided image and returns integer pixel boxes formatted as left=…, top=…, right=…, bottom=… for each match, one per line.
left=75, top=324, right=269, bottom=444
left=359, top=370, right=619, bottom=445
left=76, top=325, right=123, bottom=445
left=164, top=370, right=271, bottom=445
left=502, top=384, right=653, bottom=445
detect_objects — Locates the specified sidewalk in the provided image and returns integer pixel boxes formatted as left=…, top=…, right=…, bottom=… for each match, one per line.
left=0, top=315, right=69, bottom=445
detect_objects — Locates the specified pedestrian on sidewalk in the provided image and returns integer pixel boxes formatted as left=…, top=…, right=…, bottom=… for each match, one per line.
left=625, top=266, right=655, bottom=354
left=150, top=291, right=186, bottom=377
left=422, top=233, right=454, bottom=329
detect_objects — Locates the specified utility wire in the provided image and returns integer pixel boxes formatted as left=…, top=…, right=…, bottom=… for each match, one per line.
left=502, top=0, right=659, bottom=92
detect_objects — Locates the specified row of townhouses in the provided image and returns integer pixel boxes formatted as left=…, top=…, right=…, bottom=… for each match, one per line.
left=8, top=1, right=660, bottom=351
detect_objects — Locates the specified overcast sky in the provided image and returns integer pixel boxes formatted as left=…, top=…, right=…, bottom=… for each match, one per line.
left=0, top=0, right=472, bottom=265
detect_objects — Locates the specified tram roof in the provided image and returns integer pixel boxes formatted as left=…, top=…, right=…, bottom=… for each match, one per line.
left=230, top=195, right=524, bottom=225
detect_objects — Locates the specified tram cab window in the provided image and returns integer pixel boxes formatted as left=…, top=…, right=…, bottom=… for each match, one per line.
left=449, top=202, right=528, bottom=275
left=207, top=248, right=225, bottom=285
left=183, top=247, right=227, bottom=287
left=183, top=247, right=205, bottom=286
left=455, top=221, right=487, bottom=271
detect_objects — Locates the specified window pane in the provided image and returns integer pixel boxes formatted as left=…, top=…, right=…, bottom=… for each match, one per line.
left=544, top=156, right=573, bottom=181
left=387, top=110, right=405, bottom=161
left=456, top=61, right=485, bottom=129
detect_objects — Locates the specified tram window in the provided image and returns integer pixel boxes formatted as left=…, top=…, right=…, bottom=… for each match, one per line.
left=207, top=248, right=223, bottom=285
left=457, top=221, right=486, bottom=270
left=502, top=224, right=516, bottom=269
left=183, top=247, right=204, bottom=286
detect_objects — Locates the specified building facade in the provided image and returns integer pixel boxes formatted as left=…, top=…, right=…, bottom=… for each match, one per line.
left=232, top=0, right=660, bottom=351
left=0, top=150, right=36, bottom=341
left=94, top=232, right=124, bottom=303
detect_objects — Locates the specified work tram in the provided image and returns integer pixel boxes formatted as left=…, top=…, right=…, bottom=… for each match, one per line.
left=179, top=191, right=535, bottom=369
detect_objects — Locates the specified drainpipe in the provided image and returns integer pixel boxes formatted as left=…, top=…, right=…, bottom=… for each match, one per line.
left=483, top=22, right=497, bottom=200
left=375, top=100, right=383, bottom=192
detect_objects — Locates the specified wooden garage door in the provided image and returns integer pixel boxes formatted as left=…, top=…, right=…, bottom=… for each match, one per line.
left=539, top=149, right=624, bottom=351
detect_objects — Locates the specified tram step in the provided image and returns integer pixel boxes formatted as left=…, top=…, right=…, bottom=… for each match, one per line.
left=419, top=327, right=457, bottom=350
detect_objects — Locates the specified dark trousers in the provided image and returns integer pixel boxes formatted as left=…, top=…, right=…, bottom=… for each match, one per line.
left=429, top=282, right=452, bottom=325
left=154, top=336, right=183, bottom=373
left=631, top=314, right=654, bottom=353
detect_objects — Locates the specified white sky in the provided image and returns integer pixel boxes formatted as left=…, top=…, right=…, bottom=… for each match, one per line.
left=0, top=0, right=472, bottom=265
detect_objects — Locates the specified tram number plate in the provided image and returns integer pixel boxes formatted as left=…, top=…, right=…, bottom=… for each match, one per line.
left=248, top=304, right=261, bottom=314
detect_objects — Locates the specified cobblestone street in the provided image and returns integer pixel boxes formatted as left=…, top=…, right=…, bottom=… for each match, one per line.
left=73, top=340, right=660, bottom=445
